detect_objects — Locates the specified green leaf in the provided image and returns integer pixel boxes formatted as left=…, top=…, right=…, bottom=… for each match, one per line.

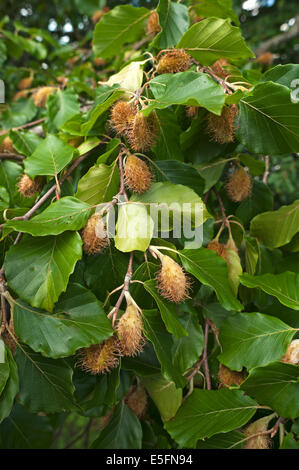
left=261, top=64, right=299, bottom=89
left=46, top=89, right=80, bottom=132
left=24, top=134, right=76, bottom=178
left=237, top=82, right=299, bottom=155
left=195, top=159, right=227, bottom=192
left=172, top=306, right=204, bottom=374
left=114, top=202, right=154, bottom=253
left=240, top=272, right=299, bottom=310
left=152, top=0, right=189, bottom=49
left=0, top=341, right=10, bottom=396
left=75, top=162, right=119, bottom=205
left=241, top=362, right=299, bottom=419
left=93, top=5, right=150, bottom=59
left=165, top=389, right=258, bottom=448
left=90, top=402, right=142, bottom=449
left=4, top=197, right=92, bottom=236
left=106, top=61, right=144, bottom=95
left=0, top=99, right=36, bottom=129
left=144, top=280, right=188, bottom=338
left=80, top=89, right=124, bottom=136
left=177, top=17, right=254, bottom=65
left=131, top=182, right=210, bottom=229
left=153, top=109, right=184, bottom=161
left=9, top=130, right=42, bottom=157
left=280, top=433, right=299, bottom=449
left=235, top=181, right=273, bottom=226
left=0, top=404, right=53, bottom=449
left=142, top=309, right=185, bottom=388
left=146, top=71, right=225, bottom=115
left=250, top=199, right=299, bottom=249
left=81, top=366, right=120, bottom=413
left=192, top=0, right=239, bottom=25
left=13, top=283, right=113, bottom=359
left=218, top=312, right=296, bottom=371
left=197, top=431, right=245, bottom=449
left=0, top=348, right=19, bottom=424
left=4, top=232, right=82, bottom=312
left=15, top=344, right=78, bottom=413
left=142, top=374, right=182, bottom=422
left=180, top=248, right=243, bottom=311
left=153, top=160, right=205, bottom=196
left=0, top=160, right=23, bottom=203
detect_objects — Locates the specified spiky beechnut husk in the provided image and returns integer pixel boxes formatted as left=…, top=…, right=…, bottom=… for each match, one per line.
left=125, top=386, right=148, bottom=418
left=17, top=174, right=43, bottom=198
left=127, top=112, right=158, bottom=152
left=206, top=104, right=238, bottom=144
left=156, top=50, right=191, bottom=74
left=0, top=136, right=14, bottom=153
left=124, top=154, right=152, bottom=194
left=110, top=100, right=137, bottom=135
left=281, top=339, right=299, bottom=365
left=81, top=213, right=109, bottom=255
left=226, top=166, right=252, bottom=202
left=116, top=304, right=145, bottom=357
left=18, top=76, right=33, bottom=90
left=218, top=364, right=246, bottom=387
left=78, top=336, right=120, bottom=375
left=33, top=86, right=55, bottom=108
left=146, top=11, right=161, bottom=37
left=207, top=240, right=227, bottom=260
left=157, top=254, right=190, bottom=303
left=243, top=415, right=274, bottom=449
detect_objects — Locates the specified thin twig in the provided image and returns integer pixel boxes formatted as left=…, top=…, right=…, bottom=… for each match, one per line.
left=263, top=155, right=270, bottom=184
left=0, top=145, right=101, bottom=230
left=0, top=118, right=45, bottom=136
left=0, top=153, right=24, bottom=161
left=110, top=252, right=134, bottom=325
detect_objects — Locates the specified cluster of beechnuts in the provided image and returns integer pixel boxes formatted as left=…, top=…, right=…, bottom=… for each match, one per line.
left=7, top=41, right=253, bottom=382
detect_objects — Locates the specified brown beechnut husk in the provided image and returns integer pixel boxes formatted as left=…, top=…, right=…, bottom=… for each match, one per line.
left=78, top=336, right=120, bottom=375
left=146, top=11, right=161, bottom=37
left=81, top=213, right=109, bottom=255
left=124, top=154, right=153, bottom=194
left=125, top=385, right=148, bottom=418
left=33, top=86, right=55, bottom=108
left=218, top=364, right=246, bottom=387
left=110, top=101, right=137, bottom=134
left=18, top=76, right=33, bottom=90
left=206, top=104, right=238, bottom=144
left=257, top=52, right=274, bottom=66
left=116, top=304, right=145, bottom=357
left=243, top=414, right=275, bottom=449
left=207, top=240, right=227, bottom=260
left=13, top=90, right=30, bottom=101
left=186, top=106, right=198, bottom=119
left=17, top=174, right=44, bottom=198
left=226, top=166, right=252, bottom=202
left=281, top=339, right=299, bottom=365
left=156, top=49, right=192, bottom=74
left=127, top=112, right=158, bottom=152
left=157, top=254, right=190, bottom=303
left=92, top=7, right=109, bottom=24
left=210, top=58, right=230, bottom=79
left=0, top=136, right=14, bottom=153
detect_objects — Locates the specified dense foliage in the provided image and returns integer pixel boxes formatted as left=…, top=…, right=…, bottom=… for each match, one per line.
left=0, top=0, right=298, bottom=450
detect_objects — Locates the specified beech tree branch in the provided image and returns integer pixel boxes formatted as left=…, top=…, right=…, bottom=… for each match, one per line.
left=255, top=15, right=299, bottom=56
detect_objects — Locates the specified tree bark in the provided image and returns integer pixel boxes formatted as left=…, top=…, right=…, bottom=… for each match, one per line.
left=255, top=15, right=299, bottom=55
